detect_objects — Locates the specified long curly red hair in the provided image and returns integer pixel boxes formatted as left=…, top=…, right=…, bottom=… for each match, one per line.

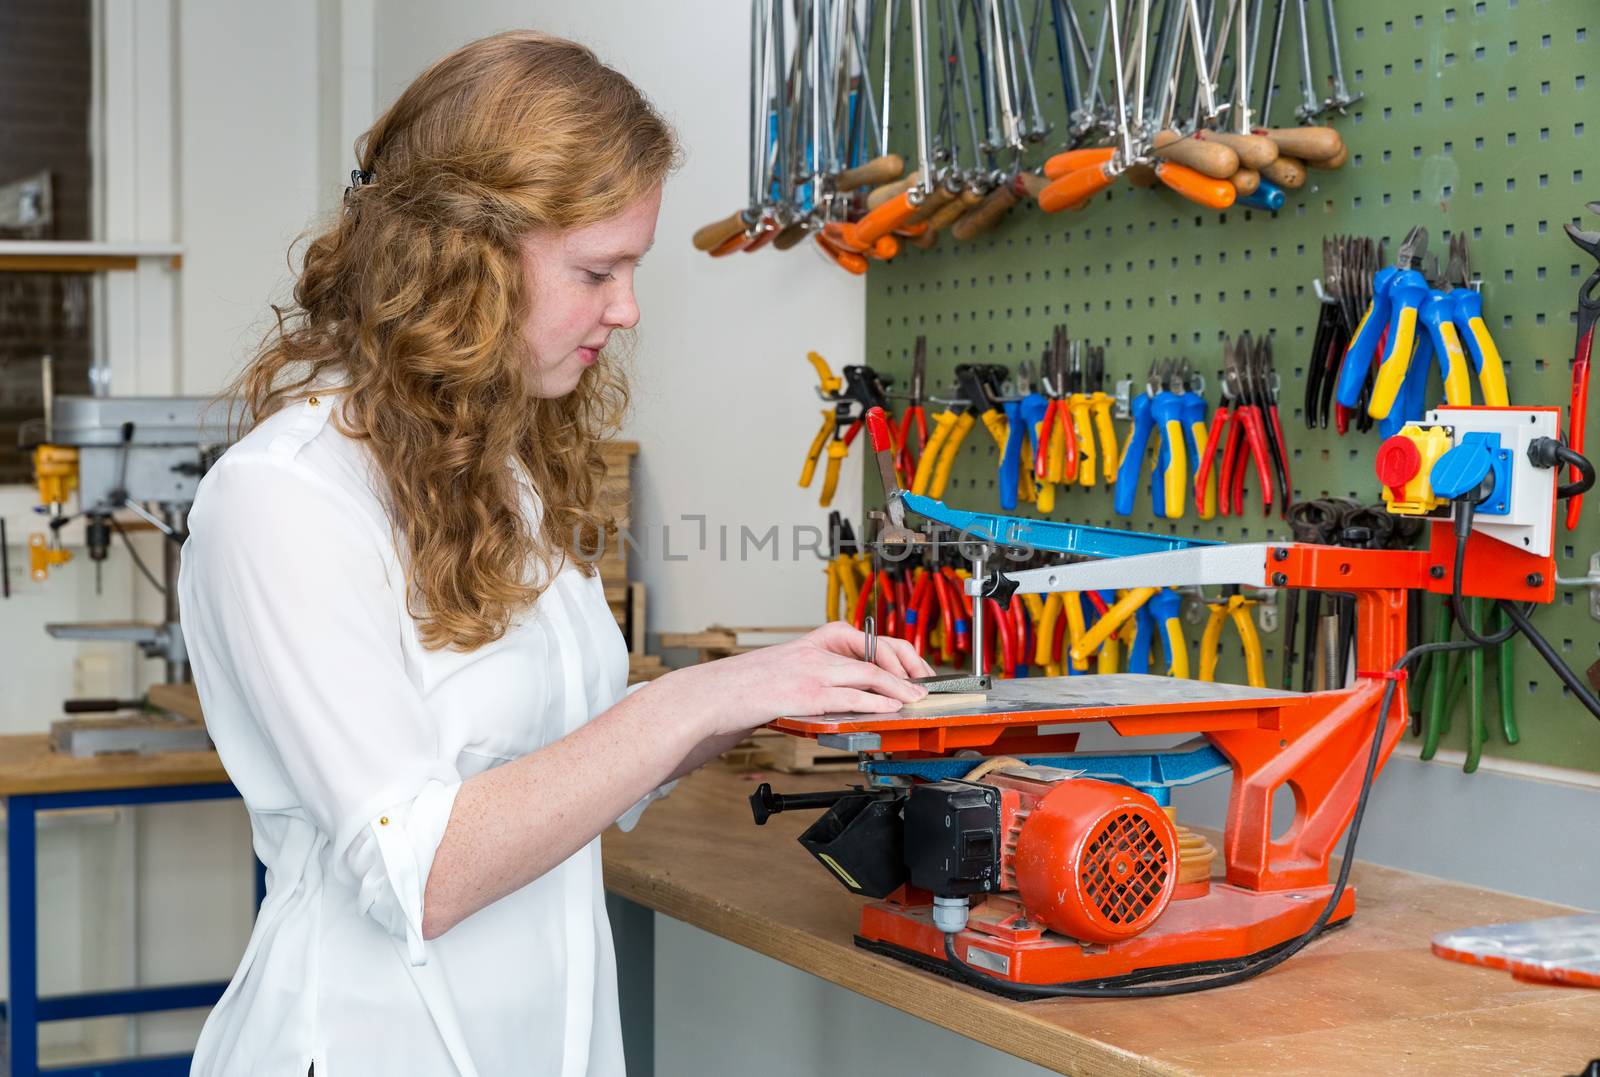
left=232, top=31, right=678, bottom=650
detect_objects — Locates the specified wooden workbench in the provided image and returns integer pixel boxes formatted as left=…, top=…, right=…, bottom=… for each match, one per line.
left=602, top=764, right=1600, bottom=1077
left=0, top=733, right=227, bottom=797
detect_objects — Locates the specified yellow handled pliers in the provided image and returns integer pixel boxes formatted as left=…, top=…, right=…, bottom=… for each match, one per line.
left=1199, top=587, right=1266, bottom=688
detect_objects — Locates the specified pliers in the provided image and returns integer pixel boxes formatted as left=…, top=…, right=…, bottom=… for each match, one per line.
left=1337, top=226, right=1426, bottom=412
left=1066, top=341, right=1096, bottom=487
left=897, top=336, right=930, bottom=484
left=1085, top=346, right=1119, bottom=484
left=1149, top=360, right=1189, bottom=520
left=1178, top=361, right=1217, bottom=520
left=1034, top=326, right=1079, bottom=490
left=1199, top=586, right=1266, bottom=688
left=1113, top=360, right=1161, bottom=517
left=1248, top=335, right=1293, bottom=511
left=1443, top=234, right=1510, bottom=408
left=1213, top=338, right=1275, bottom=516
left=1564, top=202, right=1600, bottom=531
left=822, top=513, right=862, bottom=621
left=1071, top=586, right=1189, bottom=678
left=913, top=364, right=1005, bottom=499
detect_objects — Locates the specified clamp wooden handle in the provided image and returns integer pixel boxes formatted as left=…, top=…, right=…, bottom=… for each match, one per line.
left=1012, top=171, right=1051, bottom=199
left=834, top=154, right=905, bottom=191
left=924, top=190, right=973, bottom=233
left=1257, top=126, right=1343, bottom=162
left=1228, top=167, right=1261, bottom=196
left=950, top=185, right=1019, bottom=240
left=1306, top=145, right=1349, bottom=170
left=772, top=221, right=810, bottom=250
left=866, top=173, right=919, bottom=210
left=1260, top=155, right=1307, bottom=189
left=903, top=185, right=956, bottom=226
left=693, top=210, right=749, bottom=252
left=1151, top=130, right=1240, bottom=179
left=1203, top=131, right=1279, bottom=169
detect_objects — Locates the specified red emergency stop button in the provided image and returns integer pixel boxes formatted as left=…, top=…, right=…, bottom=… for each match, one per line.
left=1375, top=434, right=1422, bottom=500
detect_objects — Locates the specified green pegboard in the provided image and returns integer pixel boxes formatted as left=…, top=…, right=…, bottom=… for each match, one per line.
left=862, top=1, right=1600, bottom=772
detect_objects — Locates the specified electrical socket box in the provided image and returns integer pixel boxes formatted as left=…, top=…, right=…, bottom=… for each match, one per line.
left=1429, top=407, right=1562, bottom=560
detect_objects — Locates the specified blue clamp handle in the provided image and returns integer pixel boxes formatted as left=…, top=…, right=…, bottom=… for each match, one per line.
left=1114, top=392, right=1154, bottom=516
left=1335, top=266, right=1399, bottom=408
left=1129, top=600, right=1156, bottom=674
left=999, top=398, right=1026, bottom=510
left=1238, top=180, right=1286, bottom=212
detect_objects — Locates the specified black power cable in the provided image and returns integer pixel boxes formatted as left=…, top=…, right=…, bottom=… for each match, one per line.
left=1502, top=601, right=1600, bottom=720
left=940, top=638, right=1476, bottom=999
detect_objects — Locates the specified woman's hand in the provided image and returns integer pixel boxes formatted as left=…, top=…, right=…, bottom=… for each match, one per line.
left=649, top=621, right=937, bottom=739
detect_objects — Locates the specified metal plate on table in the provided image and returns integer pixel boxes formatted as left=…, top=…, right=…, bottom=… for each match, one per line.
left=778, top=673, right=1304, bottom=733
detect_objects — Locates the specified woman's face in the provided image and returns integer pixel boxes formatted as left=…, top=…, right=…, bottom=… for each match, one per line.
left=519, top=185, right=662, bottom=398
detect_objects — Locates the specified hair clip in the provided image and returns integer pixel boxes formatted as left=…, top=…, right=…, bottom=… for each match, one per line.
left=344, top=169, right=377, bottom=203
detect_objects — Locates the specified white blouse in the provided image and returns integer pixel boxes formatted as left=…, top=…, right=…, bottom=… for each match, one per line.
left=179, top=391, right=664, bottom=1076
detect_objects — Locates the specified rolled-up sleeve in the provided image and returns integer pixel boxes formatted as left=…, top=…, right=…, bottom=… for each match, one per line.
left=179, top=455, right=461, bottom=965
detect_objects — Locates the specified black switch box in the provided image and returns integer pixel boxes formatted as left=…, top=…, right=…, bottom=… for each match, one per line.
left=903, top=780, right=1001, bottom=897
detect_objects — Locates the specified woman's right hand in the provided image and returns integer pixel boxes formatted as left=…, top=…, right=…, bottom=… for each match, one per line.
left=648, top=622, right=934, bottom=739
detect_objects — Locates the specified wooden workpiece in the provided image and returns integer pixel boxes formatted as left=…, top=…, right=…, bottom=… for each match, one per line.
left=603, top=764, right=1600, bottom=1076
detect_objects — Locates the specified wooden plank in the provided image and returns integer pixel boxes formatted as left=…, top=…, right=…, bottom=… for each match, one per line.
left=147, top=682, right=203, bottom=723
left=764, top=731, right=856, bottom=773
left=0, top=734, right=228, bottom=796
left=603, top=766, right=1600, bottom=1077
left=0, top=254, right=139, bottom=272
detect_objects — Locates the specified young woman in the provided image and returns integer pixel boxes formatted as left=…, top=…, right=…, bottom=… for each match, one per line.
left=178, top=31, right=931, bottom=1076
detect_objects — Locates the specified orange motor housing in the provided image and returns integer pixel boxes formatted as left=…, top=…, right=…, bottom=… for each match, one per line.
left=1007, top=778, right=1179, bottom=943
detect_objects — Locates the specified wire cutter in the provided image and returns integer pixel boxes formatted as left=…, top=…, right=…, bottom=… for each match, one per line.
left=1337, top=226, right=1426, bottom=412
left=1213, top=339, right=1274, bottom=516
left=1444, top=234, right=1510, bottom=407
left=1065, top=341, right=1096, bottom=487
left=1021, top=352, right=1056, bottom=513
left=1199, top=586, right=1266, bottom=688
left=1565, top=202, right=1600, bottom=530
left=1034, top=326, right=1079, bottom=488
left=897, top=336, right=930, bottom=483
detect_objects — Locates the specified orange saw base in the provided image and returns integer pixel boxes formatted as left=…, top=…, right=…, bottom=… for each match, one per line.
left=860, top=881, right=1356, bottom=989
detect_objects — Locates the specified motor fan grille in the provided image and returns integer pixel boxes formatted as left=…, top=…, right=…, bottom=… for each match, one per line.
left=1080, top=811, right=1171, bottom=930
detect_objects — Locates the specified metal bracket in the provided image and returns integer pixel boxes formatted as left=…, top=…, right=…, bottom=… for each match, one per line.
left=1557, top=553, right=1600, bottom=622
left=817, top=731, right=883, bottom=753
left=1113, top=377, right=1134, bottom=419
left=1256, top=589, right=1281, bottom=634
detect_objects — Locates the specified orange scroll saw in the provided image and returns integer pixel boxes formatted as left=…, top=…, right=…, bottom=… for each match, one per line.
left=748, top=405, right=1576, bottom=998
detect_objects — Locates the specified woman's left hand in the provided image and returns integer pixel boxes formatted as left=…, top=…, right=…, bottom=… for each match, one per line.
left=802, top=621, right=936, bottom=681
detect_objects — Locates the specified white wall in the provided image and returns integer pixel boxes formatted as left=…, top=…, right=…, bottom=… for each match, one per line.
left=376, top=0, right=867, bottom=636
left=0, top=2, right=358, bottom=1064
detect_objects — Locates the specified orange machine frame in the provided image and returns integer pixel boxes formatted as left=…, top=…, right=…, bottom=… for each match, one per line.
left=769, top=522, right=1557, bottom=985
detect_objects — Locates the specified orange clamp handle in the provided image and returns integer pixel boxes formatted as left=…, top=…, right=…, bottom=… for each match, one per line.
left=1038, top=164, right=1117, bottom=213
left=851, top=190, right=919, bottom=248
left=1153, top=162, right=1236, bottom=209
left=1043, top=146, right=1116, bottom=180
left=813, top=234, right=868, bottom=275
